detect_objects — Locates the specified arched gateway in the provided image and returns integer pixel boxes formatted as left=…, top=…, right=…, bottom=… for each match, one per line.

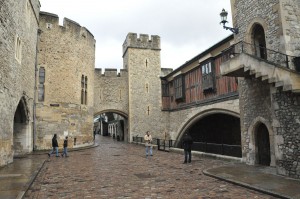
left=175, top=109, right=241, bottom=158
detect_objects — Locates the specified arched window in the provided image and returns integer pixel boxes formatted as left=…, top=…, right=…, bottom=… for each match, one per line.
left=252, top=24, right=267, bottom=60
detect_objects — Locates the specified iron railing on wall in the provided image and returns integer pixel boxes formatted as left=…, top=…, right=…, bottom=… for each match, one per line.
left=225, top=41, right=300, bottom=71
left=192, top=142, right=242, bottom=158
left=132, top=136, right=241, bottom=157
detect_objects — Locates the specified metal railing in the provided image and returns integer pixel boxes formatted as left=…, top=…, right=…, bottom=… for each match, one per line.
left=132, top=136, right=144, bottom=143
left=133, top=136, right=241, bottom=157
left=192, top=142, right=242, bottom=158
left=132, top=136, right=176, bottom=151
left=225, top=41, right=300, bottom=71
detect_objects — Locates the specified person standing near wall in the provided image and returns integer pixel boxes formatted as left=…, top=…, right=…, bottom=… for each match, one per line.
left=144, top=131, right=153, bottom=157
left=182, top=133, right=193, bottom=163
left=61, top=136, right=68, bottom=157
left=48, top=134, right=59, bottom=157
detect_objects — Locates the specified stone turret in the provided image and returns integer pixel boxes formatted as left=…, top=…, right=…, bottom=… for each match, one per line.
left=122, top=33, right=167, bottom=141
left=122, top=33, right=160, bottom=56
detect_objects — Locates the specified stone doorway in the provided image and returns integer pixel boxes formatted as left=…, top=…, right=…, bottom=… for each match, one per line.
left=255, top=123, right=271, bottom=166
left=252, top=24, right=267, bottom=59
left=13, top=97, right=30, bottom=156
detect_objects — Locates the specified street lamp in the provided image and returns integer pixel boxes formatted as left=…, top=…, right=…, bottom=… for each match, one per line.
left=220, top=8, right=239, bottom=34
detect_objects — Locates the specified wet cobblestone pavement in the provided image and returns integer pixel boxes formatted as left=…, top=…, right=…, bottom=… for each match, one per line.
left=24, top=135, right=277, bottom=199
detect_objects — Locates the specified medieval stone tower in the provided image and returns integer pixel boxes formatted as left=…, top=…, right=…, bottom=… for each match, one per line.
left=36, top=12, right=96, bottom=149
left=0, top=0, right=40, bottom=165
left=223, top=0, right=300, bottom=178
left=122, top=33, right=167, bottom=140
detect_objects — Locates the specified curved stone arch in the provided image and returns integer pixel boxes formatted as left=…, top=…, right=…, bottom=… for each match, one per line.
left=13, top=95, right=31, bottom=155
left=247, top=116, right=275, bottom=166
left=94, top=109, right=128, bottom=119
left=174, top=108, right=240, bottom=145
left=244, top=17, right=269, bottom=48
left=14, top=96, right=30, bottom=124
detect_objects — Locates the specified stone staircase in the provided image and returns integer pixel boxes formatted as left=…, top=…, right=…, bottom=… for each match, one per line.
left=221, top=53, right=300, bottom=93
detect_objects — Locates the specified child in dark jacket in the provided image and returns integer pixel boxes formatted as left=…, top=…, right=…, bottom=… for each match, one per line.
left=61, top=136, right=69, bottom=157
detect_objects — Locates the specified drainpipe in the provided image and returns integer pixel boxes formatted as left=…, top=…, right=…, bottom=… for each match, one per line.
left=33, top=29, right=41, bottom=151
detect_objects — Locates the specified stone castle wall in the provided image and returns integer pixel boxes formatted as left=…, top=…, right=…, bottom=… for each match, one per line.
left=36, top=12, right=96, bottom=149
left=280, top=0, right=300, bottom=56
left=0, top=0, right=40, bottom=166
left=273, top=91, right=300, bottom=178
left=94, top=69, right=129, bottom=116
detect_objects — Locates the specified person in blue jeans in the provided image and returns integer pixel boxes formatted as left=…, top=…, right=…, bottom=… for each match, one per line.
left=144, top=131, right=153, bottom=157
left=48, top=134, right=59, bottom=157
left=61, top=136, right=68, bottom=157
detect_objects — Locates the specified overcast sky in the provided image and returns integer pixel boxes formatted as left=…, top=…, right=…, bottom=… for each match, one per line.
left=39, top=0, right=232, bottom=70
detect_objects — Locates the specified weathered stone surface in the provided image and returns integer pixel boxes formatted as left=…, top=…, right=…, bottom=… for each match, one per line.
left=36, top=12, right=96, bottom=150
left=0, top=0, right=40, bottom=166
left=231, top=0, right=300, bottom=178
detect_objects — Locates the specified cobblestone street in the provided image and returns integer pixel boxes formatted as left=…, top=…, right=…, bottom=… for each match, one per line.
left=25, top=135, right=276, bottom=199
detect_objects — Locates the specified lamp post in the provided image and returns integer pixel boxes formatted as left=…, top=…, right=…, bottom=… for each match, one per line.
left=220, top=8, right=239, bottom=34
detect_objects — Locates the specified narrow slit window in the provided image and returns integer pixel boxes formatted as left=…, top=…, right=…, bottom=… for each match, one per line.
left=15, top=35, right=22, bottom=63
left=38, top=67, right=45, bottom=101
left=81, top=75, right=88, bottom=105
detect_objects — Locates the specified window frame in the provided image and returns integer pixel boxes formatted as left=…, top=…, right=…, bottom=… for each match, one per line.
left=174, top=75, right=185, bottom=100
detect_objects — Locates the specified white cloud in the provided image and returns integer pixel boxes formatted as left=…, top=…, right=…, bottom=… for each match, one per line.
left=39, top=0, right=233, bottom=70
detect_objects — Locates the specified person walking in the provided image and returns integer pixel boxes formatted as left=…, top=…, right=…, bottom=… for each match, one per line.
left=144, top=131, right=153, bottom=157
left=48, top=134, right=59, bottom=157
left=182, top=133, right=193, bottom=163
left=61, top=136, right=68, bottom=157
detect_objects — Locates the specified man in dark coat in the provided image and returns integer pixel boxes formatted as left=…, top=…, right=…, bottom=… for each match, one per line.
left=48, top=134, right=59, bottom=157
left=182, top=133, right=193, bottom=163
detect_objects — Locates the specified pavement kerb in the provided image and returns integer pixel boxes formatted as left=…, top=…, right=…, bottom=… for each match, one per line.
left=203, top=169, right=290, bottom=199
left=18, top=159, right=46, bottom=199
left=28, top=143, right=100, bottom=156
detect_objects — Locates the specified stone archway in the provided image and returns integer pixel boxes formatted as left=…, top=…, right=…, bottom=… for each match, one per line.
left=13, top=97, right=31, bottom=156
left=255, top=123, right=271, bottom=166
left=175, top=109, right=241, bottom=157
left=247, top=117, right=275, bottom=167
left=94, top=110, right=129, bottom=142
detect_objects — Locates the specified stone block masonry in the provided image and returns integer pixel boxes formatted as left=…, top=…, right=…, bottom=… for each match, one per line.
left=36, top=12, right=96, bottom=149
left=0, top=0, right=40, bottom=166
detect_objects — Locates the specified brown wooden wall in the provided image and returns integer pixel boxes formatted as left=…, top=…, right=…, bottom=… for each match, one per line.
left=162, top=54, right=238, bottom=110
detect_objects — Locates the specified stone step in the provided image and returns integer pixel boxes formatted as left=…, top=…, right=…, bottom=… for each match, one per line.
left=268, top=77, right=277, bottom=83
left=283, top=84, right=292, bottom=92
left=255, top=72, right=262, bottom=78
left=275, top=81, right=284, bottom=88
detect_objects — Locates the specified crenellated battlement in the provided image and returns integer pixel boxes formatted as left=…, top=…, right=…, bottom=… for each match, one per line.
left=95, top=68, right=128, bottom=77
left=39, top=12, right=94, bottom=40
left=122, top=33, right=160, bottom=56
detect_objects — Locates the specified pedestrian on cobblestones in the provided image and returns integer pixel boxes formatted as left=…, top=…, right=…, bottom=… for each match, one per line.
left=182, top=133, right=193, bottom=163
left=144, top=131, right=153, bottom=157
left=48, top=134, right=59, bottom=157
left=61, top=136, right=68, bottom=157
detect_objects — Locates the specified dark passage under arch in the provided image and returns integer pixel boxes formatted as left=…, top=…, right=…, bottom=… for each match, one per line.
left=183, top=113, right=241, bottom=157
